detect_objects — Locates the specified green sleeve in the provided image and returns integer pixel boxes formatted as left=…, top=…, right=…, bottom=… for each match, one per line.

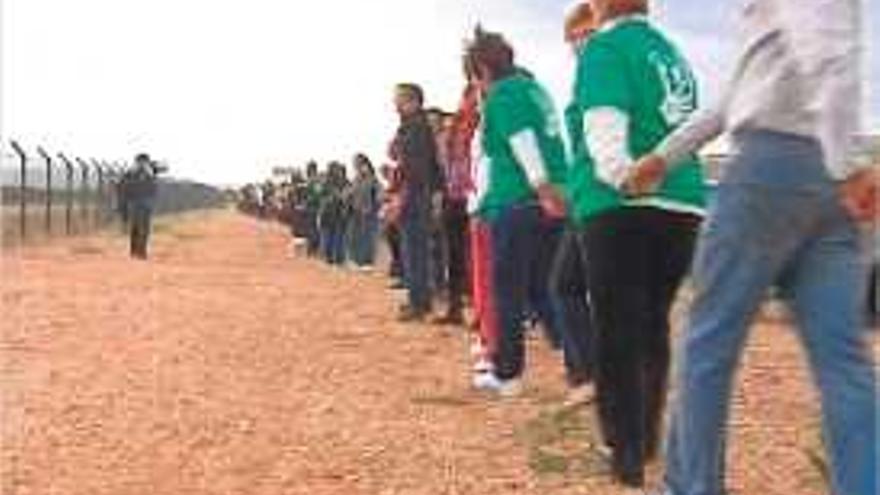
left=575, top=40, right=633, bottom=113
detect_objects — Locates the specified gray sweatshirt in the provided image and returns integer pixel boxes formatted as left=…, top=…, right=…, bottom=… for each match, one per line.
left=656, top=0, right=870, bottom=180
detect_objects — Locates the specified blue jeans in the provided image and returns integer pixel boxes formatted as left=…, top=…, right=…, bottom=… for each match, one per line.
left=401, top=197, right=432, bottom=312
left=321, top=220, right=346, bottom=265
left=664, top=130, right=877, bottom=495
left=349, top=212, right=379, bottom=266
left=489, top=203, right=562, bottom=380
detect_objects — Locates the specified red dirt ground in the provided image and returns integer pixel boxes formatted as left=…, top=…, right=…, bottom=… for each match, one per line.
left=1, top=210, right=876, bottom=495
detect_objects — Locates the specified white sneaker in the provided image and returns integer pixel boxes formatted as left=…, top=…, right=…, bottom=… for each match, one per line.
left=562, top=383, right=595, bottom=407
left=469, top=340, right=485, bottom=358
left=472, top=357, right=493, bottom=374
left=472, top=373, right=522, bottom=397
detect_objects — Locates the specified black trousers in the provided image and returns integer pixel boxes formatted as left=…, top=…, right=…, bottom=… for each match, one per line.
left=129, top=204, right=154, bottom=259
left=578, top=207, right=699, bottom=486
left=443, top=199, right=470, bottom=314
left=385, top=224, right=403, bottom=279
left=549, top=228, right=594, bottom=387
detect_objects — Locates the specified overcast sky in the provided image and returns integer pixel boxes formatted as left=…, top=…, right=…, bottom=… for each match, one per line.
left=2, top=0, right=878, bottom=186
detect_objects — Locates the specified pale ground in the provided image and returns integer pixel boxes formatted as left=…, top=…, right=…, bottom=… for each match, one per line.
left=1, top=210, right=876, bottom=495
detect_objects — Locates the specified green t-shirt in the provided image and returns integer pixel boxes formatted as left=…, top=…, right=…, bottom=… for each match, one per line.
left=566, top=16, right=706, bottom=224
left=477, top=73, right=568, bottom=220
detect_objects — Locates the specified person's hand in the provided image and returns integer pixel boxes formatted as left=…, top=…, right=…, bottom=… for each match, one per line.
left=536, top=183, right=567, bottom=219
left=623, top=154, right=668, bottom=197
left=839, top=167, right=878, bottom=223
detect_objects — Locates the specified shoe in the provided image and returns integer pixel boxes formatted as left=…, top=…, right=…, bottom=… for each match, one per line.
left=562, top=383, right=595, bottom=407
left=472, top=357, right=493, bottom=374
left=472, top=373, right=522, bottom=397
left=432, top=311, right=465, bottom=326
left=397, top=306, right=428, bottom=323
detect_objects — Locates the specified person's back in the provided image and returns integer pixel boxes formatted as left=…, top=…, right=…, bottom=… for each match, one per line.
left=566, top=16, right=705, bottom=223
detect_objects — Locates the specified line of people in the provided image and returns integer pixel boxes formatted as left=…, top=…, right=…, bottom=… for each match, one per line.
left=245, top=1, right=877, bottom=493
left=238, top=154, right=383, bottom=271
left=381, top=1, right=877, bottom=494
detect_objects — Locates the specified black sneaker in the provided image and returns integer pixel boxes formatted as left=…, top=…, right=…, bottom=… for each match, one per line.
left=432, top=311, right=465, bottom=326
left=397, top=306, right=429, bottom=323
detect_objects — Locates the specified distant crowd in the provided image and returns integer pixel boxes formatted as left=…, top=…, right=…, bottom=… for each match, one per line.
left=236, top=1, right=877, bottom=494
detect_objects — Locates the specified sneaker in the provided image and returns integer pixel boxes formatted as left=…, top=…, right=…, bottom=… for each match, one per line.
left=472, top=373, right=522, bottom=397
left=432, top=311, right=465, bottom=326
left=472, top=357, right=493, bottom=374
left=397, top=305, right=429, bottom=323
left=563, top=383, right=595, bottom=407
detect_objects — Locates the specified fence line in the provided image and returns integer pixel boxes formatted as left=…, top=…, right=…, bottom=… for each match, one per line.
left=1, top=140, right=226, bottom=247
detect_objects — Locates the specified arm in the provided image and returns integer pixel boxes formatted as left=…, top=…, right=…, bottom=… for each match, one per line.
left=583, top=107, right=634, bottom=189
left=509, top=129, right=549, bottom=188
left=654, top=106, right=726, bottom=169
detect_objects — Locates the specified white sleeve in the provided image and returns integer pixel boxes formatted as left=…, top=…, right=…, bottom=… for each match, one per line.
left=583, top=107, right=633, bottom=189
left=781, top=0, right=867, bottom=179
left=509, top=129, right=548, bottom=188
left=655, top=106, right=726, bottom=168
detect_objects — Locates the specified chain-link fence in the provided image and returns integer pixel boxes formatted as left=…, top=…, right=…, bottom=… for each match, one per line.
left=1, top=140, right=226, bottom=247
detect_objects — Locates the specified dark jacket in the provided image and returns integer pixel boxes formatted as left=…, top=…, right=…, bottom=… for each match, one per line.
left=122, top=165, right=158, bottom=207
left=393, top=111, right=442, bottom=199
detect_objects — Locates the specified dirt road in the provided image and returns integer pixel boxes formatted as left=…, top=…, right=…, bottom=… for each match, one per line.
left=1, top=210, right=866, bottom=494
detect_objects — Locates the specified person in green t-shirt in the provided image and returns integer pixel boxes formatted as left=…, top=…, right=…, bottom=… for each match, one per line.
left=564, top=0, right=707, bottom=489
left=466, top=30, right=569, bottom=397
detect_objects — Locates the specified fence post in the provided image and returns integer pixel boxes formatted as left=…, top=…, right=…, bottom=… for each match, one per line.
left=10, top=140, right=27, bottom=241
left=75, top=158, right=89, bottom=231
left=37, top=147, right=52, bottom=234
left=58, top=153, right=74, bottom=235
left=91, top=159, right=103, bottom=226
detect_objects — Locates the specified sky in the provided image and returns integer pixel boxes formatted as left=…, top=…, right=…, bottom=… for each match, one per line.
left=2, top=0, right=878, bottom=186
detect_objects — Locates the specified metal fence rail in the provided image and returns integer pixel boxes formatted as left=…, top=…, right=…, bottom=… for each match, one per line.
left=1, top=140, right=226, bottom=247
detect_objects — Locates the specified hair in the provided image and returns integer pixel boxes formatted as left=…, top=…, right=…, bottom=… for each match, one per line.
left=466, top=30, right=516, bottom=83
left=395, top=83, right=424, bottom=106
left=354, top=153, right=375, bottom=176
left=135, top=152, right=151, bottom=163
left=604, top=0, right=648, bottom=20
left=564, top=1, right=596, bottom=42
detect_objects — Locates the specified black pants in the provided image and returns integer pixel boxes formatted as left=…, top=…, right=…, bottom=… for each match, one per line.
left=549, top=228, right=594, bottom=387
left=443, top=199, right=470, bottom=314
left=869, top=262, right=879, bottom=325
left=129, top=204, right=154, bottom=259
left=385, top=223, right=403, bottom=279
left=578, top=207, right=699, bottom=486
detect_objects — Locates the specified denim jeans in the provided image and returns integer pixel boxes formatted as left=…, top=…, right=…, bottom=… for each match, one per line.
left=664, top=130, right=877, bottom=495
left=349, top=212, right=379, bottom=266
left=321, top=220, right=346, bottom=265
left=401, top=196, right=432, bottom=312
left=489, top=203, right=562, bottom=380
